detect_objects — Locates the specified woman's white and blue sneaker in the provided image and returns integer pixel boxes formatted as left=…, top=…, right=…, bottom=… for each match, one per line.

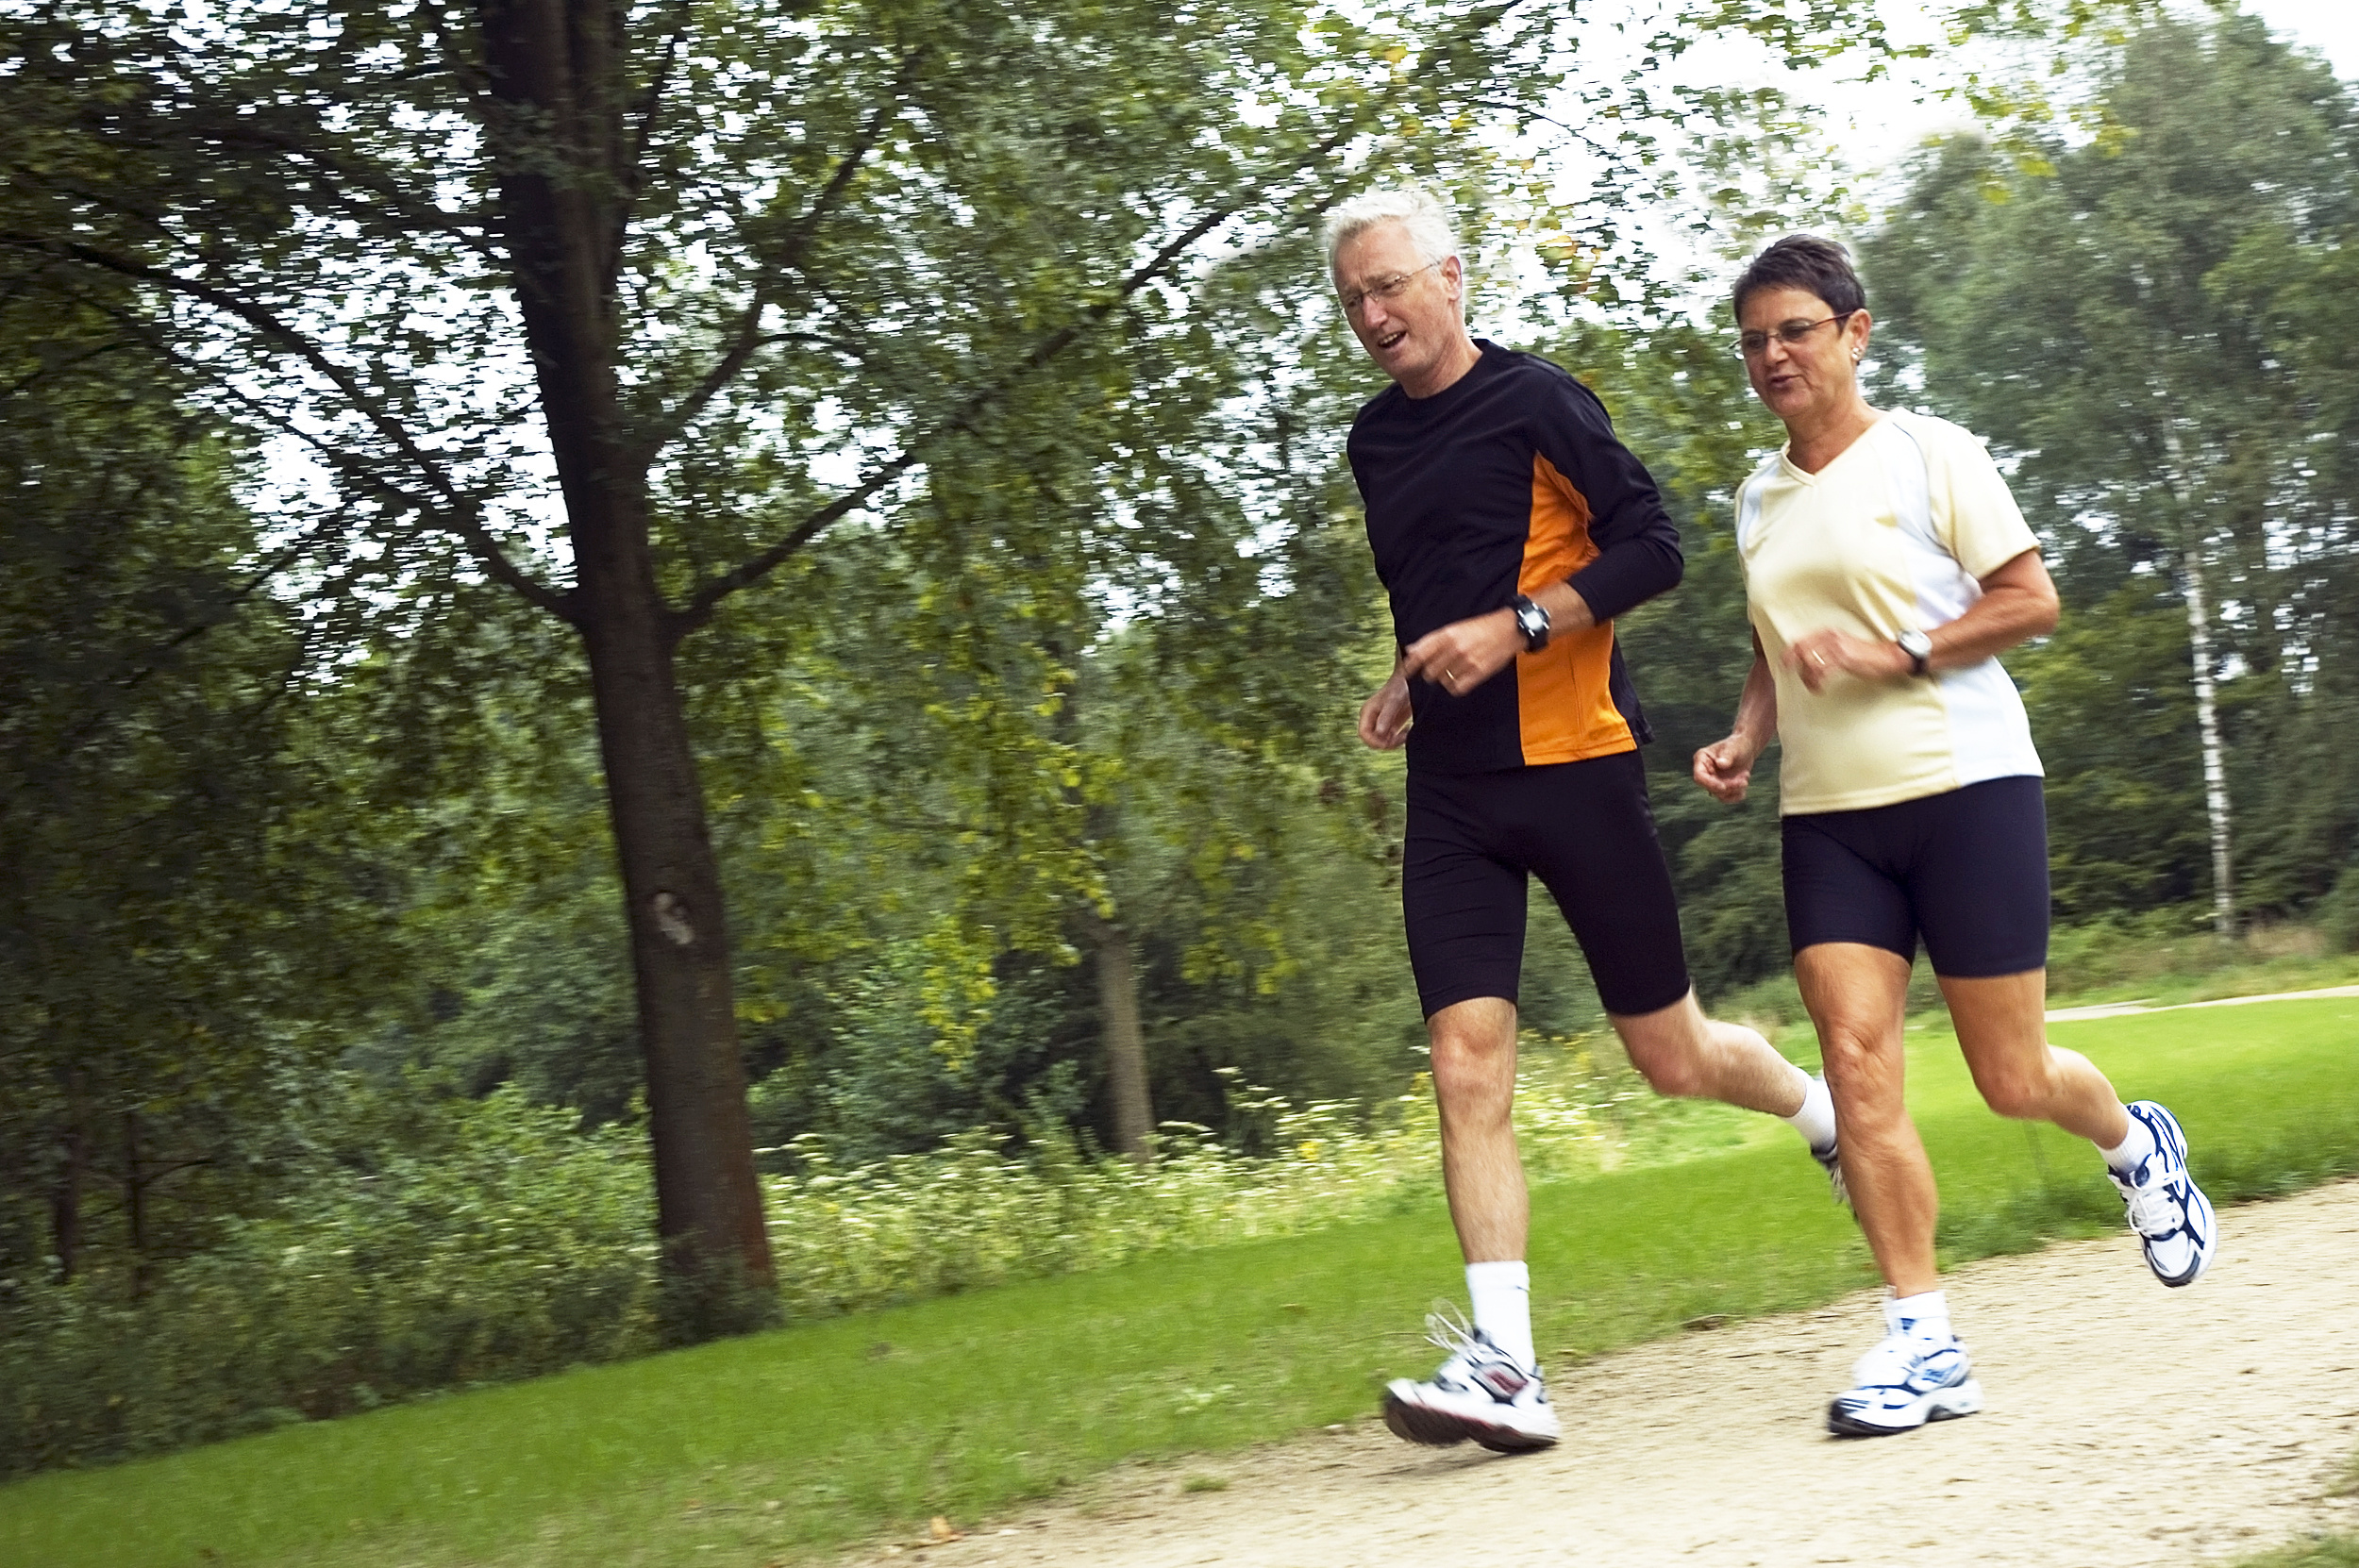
left=1381, top=1305, right=1561, bottom=1453
left=1826, top=1303, right=1983, bottom=1438
left=1811, top=1134, right=1849, bottom=1208
left=2109, top=1100, right=2217, bottom=1288
left=1796, top=1075, right=1849, bottom=1209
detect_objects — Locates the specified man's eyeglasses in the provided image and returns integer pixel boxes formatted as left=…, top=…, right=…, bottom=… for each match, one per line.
left=1731, top=311, right=1856, bottom=359
left=1339, top=259, right=1444, bottom=317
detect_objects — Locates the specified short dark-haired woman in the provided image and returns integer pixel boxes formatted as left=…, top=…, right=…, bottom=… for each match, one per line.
left=1693, top=235, right=2217, bottom=1438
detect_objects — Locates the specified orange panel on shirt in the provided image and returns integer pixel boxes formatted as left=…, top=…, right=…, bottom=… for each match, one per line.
left=1518, top=451, right=1637, bottom=764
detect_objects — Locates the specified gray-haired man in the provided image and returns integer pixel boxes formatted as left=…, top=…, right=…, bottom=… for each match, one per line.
left=1329, top=187, right=1840, bottom=1451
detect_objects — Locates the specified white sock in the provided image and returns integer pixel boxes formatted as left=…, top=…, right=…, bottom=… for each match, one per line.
left=1466, top=1259, right=1536, bottom=1370
left=1782, top=1068, right=1836, bottom=1150
left=1883, top=1289, right=1951, bottom=1341
left=2100, top=1111, right=2156, bottom=1176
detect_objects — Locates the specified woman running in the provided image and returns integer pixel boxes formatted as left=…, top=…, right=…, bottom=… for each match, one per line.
left=1693, top=235, right=2217, bottom=1437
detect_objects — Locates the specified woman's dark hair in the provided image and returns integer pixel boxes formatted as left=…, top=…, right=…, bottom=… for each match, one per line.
left=1732, top=234, right=1865, bottom=320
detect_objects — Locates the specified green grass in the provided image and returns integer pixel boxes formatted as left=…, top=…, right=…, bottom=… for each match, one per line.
left=2231, top=1454, right=2359, bottom=1566
left=9, top=993, right=2359, bottom=1568
left=2238, top=1538, right=2359, bottom=1568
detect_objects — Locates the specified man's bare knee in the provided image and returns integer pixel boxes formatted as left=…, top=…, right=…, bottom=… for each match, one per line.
left=1431, top=1037, right=1510, bottom=1103
left=1426, top=999, right=1516, bottom=1108
left=1970, top=1059, right=2053, bottom=1121
left=1626, top=1043, right=1710, bottom=1099
left=1815, top=1022, right=1884, bottom=1079
left=1611, top=992, right=1714, bottom=1099
left=1819, top=1025, right=1908, bottom=1129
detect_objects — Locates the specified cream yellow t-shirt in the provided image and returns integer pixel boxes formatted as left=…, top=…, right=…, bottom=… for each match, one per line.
left=1734, top=409, right=2044, bottom=815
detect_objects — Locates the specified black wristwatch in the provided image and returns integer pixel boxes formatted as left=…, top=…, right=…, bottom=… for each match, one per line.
left=1897, top=628, right=1932, bottom=677
left=1511, top=593, right=1551, bottom=653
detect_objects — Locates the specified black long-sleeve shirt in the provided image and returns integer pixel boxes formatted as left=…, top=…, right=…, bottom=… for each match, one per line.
left=1347, top=341, right=1684, bottom=775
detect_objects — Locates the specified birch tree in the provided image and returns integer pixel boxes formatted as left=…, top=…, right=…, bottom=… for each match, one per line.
left=1866, top=11, right=2354, bottom=940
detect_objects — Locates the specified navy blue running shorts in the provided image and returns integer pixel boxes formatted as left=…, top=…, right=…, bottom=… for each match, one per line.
left=1781, top=775, right=2049, bottom=977
left=1400, top=749, right=1693, bottom=1020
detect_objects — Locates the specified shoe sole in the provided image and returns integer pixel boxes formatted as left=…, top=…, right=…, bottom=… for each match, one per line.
left=1469, top=1422, right=1561, bottom=1454
left=1381, top=1393, right=1559, bottom=1452
left=1825, top=1378, right=1983, bottom=1439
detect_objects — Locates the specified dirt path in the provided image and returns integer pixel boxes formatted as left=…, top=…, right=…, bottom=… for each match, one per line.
left=861, top=1178, right=2359, bottom=1568
left=2046, top=985, right=2359, bottom=1024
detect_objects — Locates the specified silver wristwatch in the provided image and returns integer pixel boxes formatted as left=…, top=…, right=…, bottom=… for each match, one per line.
left=1897, top=628, right=1932, bottom=677
left=1511, top=593, right=1551, bottom=652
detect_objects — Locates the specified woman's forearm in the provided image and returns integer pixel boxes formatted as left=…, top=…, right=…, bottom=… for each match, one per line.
left=1734, top=653, right=1779, bottom=749
left=1929, top=549, right=2059, bottom=671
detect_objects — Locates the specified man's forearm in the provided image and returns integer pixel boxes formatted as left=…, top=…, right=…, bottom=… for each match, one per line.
left=1527, top=578, right=1596, bottom=638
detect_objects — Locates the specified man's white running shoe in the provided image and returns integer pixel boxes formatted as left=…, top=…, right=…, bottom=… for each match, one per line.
left=1381, top=1305, right=1560, bottom=1453
left=2110, top=1100, right=2217, bottom=1288
left=1826, top=1306, right=1983, bottom=1438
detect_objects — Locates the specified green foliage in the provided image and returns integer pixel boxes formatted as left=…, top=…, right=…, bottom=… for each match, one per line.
left=2011, top=586, right=2209, bottom=915
left=755, top=1032, right=1759, bottom=1319
left=1866, top=10, right=2359, bottom=925
left=2041, top=909, right=2359, bottom=1001
left=0, top=254, right=408, bottom=1290
left=0, top=1085, right=659, bottom=1479
left=2317, top=865, right=2359, bottom=957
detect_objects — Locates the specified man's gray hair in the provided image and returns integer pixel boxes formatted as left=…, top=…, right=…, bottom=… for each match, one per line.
left=1322, top=186, right=1460, bottom=273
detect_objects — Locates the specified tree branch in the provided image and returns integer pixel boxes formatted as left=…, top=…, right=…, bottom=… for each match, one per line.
left=8, top=234, right=578, bottom=623
left=111, top=304, right=581, bottom=627
left=611, top=0, right=694, bottom=291
left=209, top=123, right=502, bottom=262
left=0, top=498, right=370, bottom=826
left=633, top=53, right=924, bottom=466
left=669, top=119, right=1369, bottom=640
left=0, top=336, right=134, bottom=403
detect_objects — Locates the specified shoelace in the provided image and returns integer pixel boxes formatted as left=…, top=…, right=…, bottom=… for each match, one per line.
left=2122, top=1175, right=2187, bottom=1235
left=1854, top=1327, right=1955, bottom=1388
left=1421, top=1301, right=1484, bottom=1360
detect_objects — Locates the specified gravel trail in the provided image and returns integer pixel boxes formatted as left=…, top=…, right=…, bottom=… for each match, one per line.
left=855, top=1178, right=2359, bottom=1568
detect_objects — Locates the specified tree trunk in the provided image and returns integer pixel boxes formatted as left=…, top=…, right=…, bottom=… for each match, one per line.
left=1052, top=640, right=1155, bottom=1163
left=579, top=573, right=775, bottom=1310
left=51, top=1112, right=85, bottom=1285
left=479, top=0, right=772, bottom=1323
left=2180, top=544, right=2238, bottom=941
left=1088, top=913, right=1153, bottom=1162
left=123, top=1110, right=148, bottom=1299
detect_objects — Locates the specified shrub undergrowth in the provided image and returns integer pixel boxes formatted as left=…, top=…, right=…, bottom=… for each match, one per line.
left=760, top=1036, right=1680, bottom=1318
left=2, top=1035, right=1662, bottom=1478
left=0, top=1086, right=659, bottom=1478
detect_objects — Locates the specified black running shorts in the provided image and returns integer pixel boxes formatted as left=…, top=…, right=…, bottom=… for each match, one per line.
left=1400, top=749, right=1693, bottom=1020
left=1781, top=775, right=2049, bottom=977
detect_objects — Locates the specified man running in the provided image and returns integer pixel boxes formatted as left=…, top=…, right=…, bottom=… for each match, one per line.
left=1330, top=187, right=1839, bottom=1452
